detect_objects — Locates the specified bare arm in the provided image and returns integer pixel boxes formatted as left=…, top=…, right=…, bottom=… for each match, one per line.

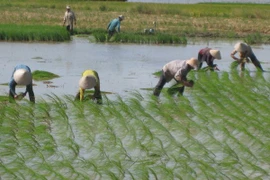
left=231, top=50, right=241, bottom=61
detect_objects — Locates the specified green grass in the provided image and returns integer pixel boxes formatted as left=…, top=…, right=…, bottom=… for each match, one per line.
left=1, top=1, right=270, bottom=43
left=0, top=69, right=269, bottom=179
left=32, top=70, right=60, bottom=81
left=0, top=24, right=70, bottom=42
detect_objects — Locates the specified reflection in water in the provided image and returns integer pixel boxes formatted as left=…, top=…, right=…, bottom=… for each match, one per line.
left=0, top=37, right=269, bottom=100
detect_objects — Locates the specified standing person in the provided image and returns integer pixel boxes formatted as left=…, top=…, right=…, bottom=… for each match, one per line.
left=75, top=69, right=102, bottom=104
left=107, top=15, right=124, bottom=39
left=198, top=47, right=222, bottom=71
left=231, top=42, right=264, bottom=71
left=63, top=6, right=76, bottom=33
left=153, top=58, right=199, bottom=97
left=9, top=64, right=35, bottom=103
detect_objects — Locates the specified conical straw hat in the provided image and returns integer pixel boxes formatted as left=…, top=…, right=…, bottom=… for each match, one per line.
left=79, top=75, right=97, bottom=89
left=234, top=42, right=248, bottom=52
left=209, top=49, right=221, bottom=60
left=14, top=69, right=32, bottom=85
left=187, top=58, right=199, bottom=70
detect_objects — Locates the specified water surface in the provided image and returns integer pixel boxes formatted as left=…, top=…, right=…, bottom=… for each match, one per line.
left=0, top=37, right=269, bottom=100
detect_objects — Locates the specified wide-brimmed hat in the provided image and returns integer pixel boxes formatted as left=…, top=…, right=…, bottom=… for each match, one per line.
left=234, top=42, right=248, bottom=52
left=66, top=6, right=71, bottom=9
left=187, top=57, right=199, bottom=70
left=14, top=69, right=32, bottom=85
left=79, top=75, right=97, bottom=89
left=209, top=49, right=221, bottom=60
left=119, top=15, right=124, bottom=20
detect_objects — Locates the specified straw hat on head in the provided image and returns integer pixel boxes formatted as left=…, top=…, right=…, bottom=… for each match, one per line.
left=14, top=69, right=32, bottom=85
left=187, top=57, right=199, bottom=70
left=119, top=15, right=124, bottom=20
left=79, top=75, right=97, bottom=89
left=209, top=49, right=221, bottom=60
left=234, top=42, right=248, bottom=52
left=66, top=6, right=71, bottom=9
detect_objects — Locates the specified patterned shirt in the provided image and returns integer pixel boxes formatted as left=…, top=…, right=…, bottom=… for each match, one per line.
left=162, top=60, right=190, bottom=82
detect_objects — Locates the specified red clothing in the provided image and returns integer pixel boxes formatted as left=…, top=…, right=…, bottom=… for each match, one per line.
left=198, top=48, right=215, bottom=68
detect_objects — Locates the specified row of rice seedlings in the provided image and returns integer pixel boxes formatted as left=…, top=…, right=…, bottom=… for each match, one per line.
left=0, top=24, right=70, bottom=42
left=93, top=31, right=187, bottom=44
left=189, top=70, right=270, bottom=178
left=0, top=69, right=269, bottom=179
left=113, top=32, right=187, bottom=44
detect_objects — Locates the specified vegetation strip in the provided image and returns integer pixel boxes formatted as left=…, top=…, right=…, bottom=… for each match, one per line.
left=1, top=1, right=270, bottom=43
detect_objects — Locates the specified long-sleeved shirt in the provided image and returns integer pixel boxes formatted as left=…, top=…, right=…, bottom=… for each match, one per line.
left=63, top=10, right=76, bottom=29
left=231, top=43, right=256, bottom=61
left=107, top=18, right=121, bottom=32
left=162, top=60, right=191, bottom=82
left=9, top=64, right=32, bottom=96
left=79, top=70, right=100, bottom=101
left=198, top=48, right=215, bottom=68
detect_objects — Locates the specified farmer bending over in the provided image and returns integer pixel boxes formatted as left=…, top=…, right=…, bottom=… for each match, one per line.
left=107, top=15, right=124, bottom=39
left=9, top=64, right=35, bottom=103
left=198, top=47, right=222, bottom=71
left=75, top=70, right=102, bottom=104
left=153, top=58, right=199, bottom=97
left=231, top=42, right=264, bottom=71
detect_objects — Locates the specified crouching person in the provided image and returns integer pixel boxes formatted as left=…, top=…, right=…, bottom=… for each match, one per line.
left=75, top=69, right=102, bottom=104
left=153, top=58, right=199, bottom=97
left=198, top=47, right=222, bottom=71
left=9, top=64, right=35, bottom=103
left=231, top=42, right=264, bottom=71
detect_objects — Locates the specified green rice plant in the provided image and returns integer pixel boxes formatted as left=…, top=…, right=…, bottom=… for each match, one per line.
left=111, top=32, right=187, bottom=44
left=1, top=65, right=270, bottom=179
left=0, top=24, right=70, bottom=42
left=32, top=70, right=59, bottom=81
left=244, top=32, right=263, bottom=45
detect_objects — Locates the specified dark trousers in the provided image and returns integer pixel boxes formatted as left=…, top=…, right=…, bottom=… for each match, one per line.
left=153, top=70, right=186, bottom=96
left=198, top=53, right=203, bottom=69
left=250, top=53, right=264, bottom=71
left=108, top=30, right=115, bottom=39
left=153, top=71, right=167, bottom=96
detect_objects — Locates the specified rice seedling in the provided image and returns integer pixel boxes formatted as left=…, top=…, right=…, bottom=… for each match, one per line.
left=32, top=70, right=60, bottom=81
left=0, top=24, right=70, bottom=42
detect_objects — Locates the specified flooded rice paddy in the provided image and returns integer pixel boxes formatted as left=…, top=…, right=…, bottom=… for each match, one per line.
left=0, top=37, right=270, bottom=179
left=0, top=36, right=269, bottom=100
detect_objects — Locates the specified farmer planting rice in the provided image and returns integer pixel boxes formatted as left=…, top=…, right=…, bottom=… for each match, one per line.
left=153, top=57, right=199, bottom=97
left=231, top=42, right=264, bottom=71
left=9, top=64, right=35, bottom=103
left=63, top=6, right=76, bottom=33
left=198, top=47, right=222, bottom=71
left=107, top=15, right=124, bottom=39
left=75, top=69, right=102, bottom=104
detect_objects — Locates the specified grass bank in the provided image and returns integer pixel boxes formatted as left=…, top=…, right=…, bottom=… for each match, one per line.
left=0, top=24, right=70, bottom=41
left=1, top=0, right=270, bottom=43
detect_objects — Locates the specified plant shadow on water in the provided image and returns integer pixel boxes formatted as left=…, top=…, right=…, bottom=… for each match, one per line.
left=0, top=70, right=269, bottom=179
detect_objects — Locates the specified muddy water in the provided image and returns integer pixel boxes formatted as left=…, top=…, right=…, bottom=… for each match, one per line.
left=0, top=37, right=269, bottom=100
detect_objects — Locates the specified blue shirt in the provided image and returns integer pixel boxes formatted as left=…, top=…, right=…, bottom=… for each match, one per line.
left=107, top=18, right=121, bottom=32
